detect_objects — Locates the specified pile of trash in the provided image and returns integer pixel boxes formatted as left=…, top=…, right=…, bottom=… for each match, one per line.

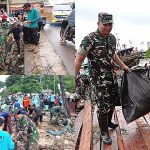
left=38, top=112, right=75, bottom=150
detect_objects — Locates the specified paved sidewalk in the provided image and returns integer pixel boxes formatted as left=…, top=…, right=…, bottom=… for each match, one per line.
left=24, top=31, right=68, bottom=75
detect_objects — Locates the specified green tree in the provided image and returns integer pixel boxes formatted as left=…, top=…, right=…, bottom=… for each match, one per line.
left=0, top=81, right=5, bottom=88
left=7, top=84, right=21, bottom=94
left=5, top=75, right=22, bottom=87
left=63, top=75, right=75, bottom=93
left=21, top=76, right=42, bottom=94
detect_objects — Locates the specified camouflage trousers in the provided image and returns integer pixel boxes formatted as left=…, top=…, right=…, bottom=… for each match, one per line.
left=76, top=74, right=90, bottom=99
left=92, top=80, right=120, bottom=115
left=16, top=141, right=39, bottom=150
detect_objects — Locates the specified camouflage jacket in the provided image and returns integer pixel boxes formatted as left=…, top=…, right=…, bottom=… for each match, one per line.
left=17, top=115, right=39, bottom=144
left=78, top=29, right=116, bottom=83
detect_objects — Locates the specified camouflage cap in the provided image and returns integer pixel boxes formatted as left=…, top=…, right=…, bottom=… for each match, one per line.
left=98, top=12, right=113, bottom=24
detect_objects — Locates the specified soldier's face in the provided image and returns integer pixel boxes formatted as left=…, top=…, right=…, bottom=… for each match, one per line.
left=98, top=22, right=112, bottom=37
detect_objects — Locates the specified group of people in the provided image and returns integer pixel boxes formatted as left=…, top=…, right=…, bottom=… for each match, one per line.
left=0, top=92, right=64, bottom=149
left=0, top=96, right=40, bottom=149
left=0, top=9, right=8, bottom=24
left=1, top=3, right=42, bottom=56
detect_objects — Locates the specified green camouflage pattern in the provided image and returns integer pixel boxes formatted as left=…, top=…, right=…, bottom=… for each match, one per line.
left=79, top=29, right=119, bottom=114
left=17, top=115, right=39, bottom=149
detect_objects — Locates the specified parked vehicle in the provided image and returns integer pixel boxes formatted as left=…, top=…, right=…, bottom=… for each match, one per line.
left=51, top=4, right=72, bottom=25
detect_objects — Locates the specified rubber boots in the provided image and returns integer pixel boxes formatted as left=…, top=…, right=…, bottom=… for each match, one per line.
left=98, top=113, right=112, bottom=144
left=108, top=109, right=118, bottom=129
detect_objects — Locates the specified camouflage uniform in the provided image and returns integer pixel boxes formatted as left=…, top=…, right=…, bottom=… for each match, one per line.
left=78, top=28, right=119, bottom=115
left=16, top=115, right=39, bottom=150
left=76, top=74, right=90, bottom=99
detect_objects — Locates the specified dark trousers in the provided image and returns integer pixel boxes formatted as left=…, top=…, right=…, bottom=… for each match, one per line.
left=33, top=114, right=43, bottom=125
left=28, top=28, right=39, bottom=45
left=23, top=27, right=29, bottom=43
left=15, top=39, right=20, bottom=53
left=38, top=24, right=42, bottom=42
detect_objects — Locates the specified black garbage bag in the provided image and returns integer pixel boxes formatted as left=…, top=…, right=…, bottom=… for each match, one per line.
left=121, top=66, right=150, bottom=123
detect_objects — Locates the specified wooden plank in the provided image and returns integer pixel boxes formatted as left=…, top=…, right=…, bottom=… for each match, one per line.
left=79, top=100, right=92, bottom=150
left=114, top=108, right=125, bottom=150
left=115, top=106, right=147, bottom=150
left=144, top=113, right=150, bottom=125
left=93, top=108, right=119, bottom=150
left=136, top=117, right=150, bottom=149
left=101, top=129, right=118, bottom=150
left=75, top=110, right=83, bottom=145
left=93, top=105, right=99, bottom=125
left=93, top=141, right=101, bottom=150
left=102, top=109, right=119, bottom=150
left=93, top=105, right=101, bottom=150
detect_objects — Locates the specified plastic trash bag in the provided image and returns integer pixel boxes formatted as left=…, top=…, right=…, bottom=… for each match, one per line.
left=121, top=66, right=150, bottom=123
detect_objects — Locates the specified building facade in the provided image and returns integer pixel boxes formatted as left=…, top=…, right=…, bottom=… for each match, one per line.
left=9, top=0, right=44, bottom=11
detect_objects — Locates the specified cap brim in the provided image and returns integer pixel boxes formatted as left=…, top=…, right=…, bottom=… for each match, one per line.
left=102, top=20, right=113, bottom=25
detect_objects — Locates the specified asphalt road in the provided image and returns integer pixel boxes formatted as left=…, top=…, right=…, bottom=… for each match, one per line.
left=43, top=24, right=75, bottom=75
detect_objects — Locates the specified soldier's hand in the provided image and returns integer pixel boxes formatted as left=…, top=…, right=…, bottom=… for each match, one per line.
left=11, top=134, right=17, bottom=142
left=122, top=65, right=129, bottom=72
left=27, top=20, right=32, bottom=24
left=11, top=133, right=15, bottom=138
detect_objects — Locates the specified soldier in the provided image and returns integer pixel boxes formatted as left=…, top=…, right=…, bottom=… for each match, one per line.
left=76, top=74, right=90, bottom=100
left=75, top=12, right=129, bottom=144
left=12, top=109, right=39, bottom=150
left=30, top=104, right=43, bottom=128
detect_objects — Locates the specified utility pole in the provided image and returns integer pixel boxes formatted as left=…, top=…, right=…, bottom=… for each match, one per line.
left=59, top=75, right=70, bottom=118
left=6, top=0, right=9, bottom=13
left=54, top=75, right=56, bottom=94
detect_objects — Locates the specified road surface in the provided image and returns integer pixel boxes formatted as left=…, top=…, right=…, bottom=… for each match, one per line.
left=43, top=24, right=75, bottom=75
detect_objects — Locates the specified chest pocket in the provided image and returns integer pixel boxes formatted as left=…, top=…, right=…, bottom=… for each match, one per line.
left=94, top=40, right=108, bottom=58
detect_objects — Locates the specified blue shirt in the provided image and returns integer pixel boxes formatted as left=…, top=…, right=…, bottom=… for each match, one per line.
left=67, top=9, right=75, bottom=27
left=0, top=130, right=14, bottom=150
left=27, top=8, right=40, bottom=28
left=59, top=96, right=63, bottom=104
left=13, top=101, right=21, bottom=109
left=51, top=94, right=55, bottom=102
left=0, top=112, right=8, bottom=120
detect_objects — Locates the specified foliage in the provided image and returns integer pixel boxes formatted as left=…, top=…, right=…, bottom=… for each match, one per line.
left=146, top=47, right=150, bottom=58
left=20, top=76, right=43, bottom=94
left=1, top=75, right=75, bottom=96
left=7, top=84, right=21, bottom=94
left=63, top=75, right=75, bottom=93
left=0, top=89, right=9, bottom=98
left=5, top=75, right=22, bottom=87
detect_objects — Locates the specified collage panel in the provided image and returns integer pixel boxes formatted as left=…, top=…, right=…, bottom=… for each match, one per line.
left=0, top=0, right=75, bottom=75
left=75, top=0, right=150, bottom=150
left=0, top=0, right=76, bottom=150
left=0, top=75, right=76, bottom=149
